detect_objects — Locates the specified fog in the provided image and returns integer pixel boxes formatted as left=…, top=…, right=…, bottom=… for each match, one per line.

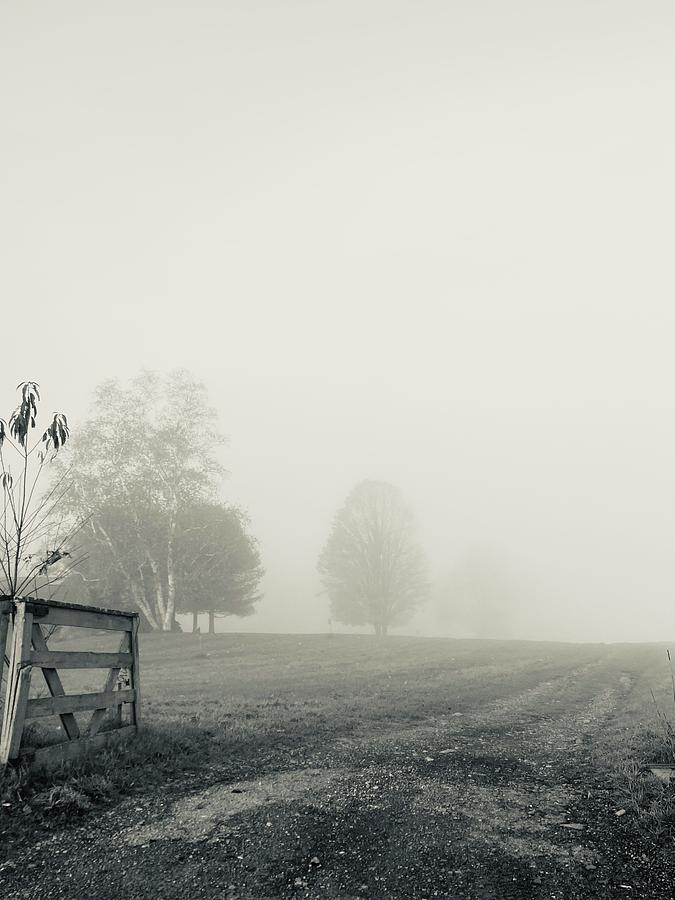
left=2, top=1, right=674, bottom=642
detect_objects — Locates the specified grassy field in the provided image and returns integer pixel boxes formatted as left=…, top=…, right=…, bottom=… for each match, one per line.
left=4, top=632, right=675, bottom=815
left=2, top=633, right=675, bottom=898
left=16, top=632, right=673, bottom=771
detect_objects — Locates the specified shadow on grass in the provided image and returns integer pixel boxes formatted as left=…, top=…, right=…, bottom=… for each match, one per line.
left=1, top=720, right=212, bottom=828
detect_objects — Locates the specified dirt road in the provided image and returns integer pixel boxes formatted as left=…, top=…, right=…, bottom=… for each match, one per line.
left=1, top=650, right=673, bottom=899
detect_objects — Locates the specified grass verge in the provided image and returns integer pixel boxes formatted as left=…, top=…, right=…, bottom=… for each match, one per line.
left=1, top=720, right=213, bottom=837
left=599, top=649, right=675, bottom=841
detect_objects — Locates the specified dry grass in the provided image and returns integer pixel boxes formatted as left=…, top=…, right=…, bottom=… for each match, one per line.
left=595, top=648, right=675, bottom=839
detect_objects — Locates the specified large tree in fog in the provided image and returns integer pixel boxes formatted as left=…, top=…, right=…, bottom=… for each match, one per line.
left=318, top=480, right=428, bottom=636
left=58, top=370, right=227, bottom=630
left=175, top=502, right=264, bottom=633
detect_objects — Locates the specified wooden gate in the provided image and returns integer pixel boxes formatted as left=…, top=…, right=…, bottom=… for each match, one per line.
left=0, top=597, right=140, bottom=768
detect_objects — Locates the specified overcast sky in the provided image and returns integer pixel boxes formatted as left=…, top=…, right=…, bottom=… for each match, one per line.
left=2, top=1, right=674, bottom=641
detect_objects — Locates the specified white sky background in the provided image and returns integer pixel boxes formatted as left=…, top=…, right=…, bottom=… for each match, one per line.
left=1, top=1, right=674, bottom=641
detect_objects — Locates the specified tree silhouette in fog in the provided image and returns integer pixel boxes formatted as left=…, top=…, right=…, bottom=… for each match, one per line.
left=175, top=502, right=264, bottom=634
left=318, top=480, right=428, bottom=636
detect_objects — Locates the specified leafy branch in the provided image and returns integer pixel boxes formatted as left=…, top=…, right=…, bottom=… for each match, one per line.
left=0, top=382, right=74, bottom=599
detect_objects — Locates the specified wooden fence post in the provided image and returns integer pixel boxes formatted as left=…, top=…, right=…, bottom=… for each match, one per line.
left=0, top=599, right=12, bottom=745
left=0, top=601, right=34, bottom=765
left=130, top=616, right=141, bottom=728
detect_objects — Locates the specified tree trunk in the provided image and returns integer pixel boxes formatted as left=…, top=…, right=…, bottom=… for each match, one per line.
left=192, top=609, right=199, bottom=633
left=208, top=610, right=215, bottom=634
left=146, top=555, right=167, bottom=628
left=93, top=523, right=161, bottom=630
left=163, top=531, right=176, bottom=632
left=130, top=578, right=160, bottom=631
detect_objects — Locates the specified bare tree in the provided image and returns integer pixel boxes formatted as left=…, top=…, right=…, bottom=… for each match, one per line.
left=318, top=480, right=429, bottom=636
left=0, top=382, right=75, bottom=602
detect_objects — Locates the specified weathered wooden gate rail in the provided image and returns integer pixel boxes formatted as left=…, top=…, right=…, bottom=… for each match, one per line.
left=0, top=597, right=140, bottom=768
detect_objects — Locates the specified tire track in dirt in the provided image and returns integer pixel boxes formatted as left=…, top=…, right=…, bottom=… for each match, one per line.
left=114, top=657, right=649, bottom=897
left=223, top=657, right=656, bottom=898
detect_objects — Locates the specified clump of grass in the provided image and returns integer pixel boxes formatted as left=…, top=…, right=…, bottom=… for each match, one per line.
left=32, top=783, right=94, bottom=813
left=617, top=755, right=675, bottom=839
left=0, top=720, right=213, bottom=830
left=649, top=649, right=675, bottom=763
left=617, top=650, right=675, bottom=839
left=0, top=763, right=28, bottom=808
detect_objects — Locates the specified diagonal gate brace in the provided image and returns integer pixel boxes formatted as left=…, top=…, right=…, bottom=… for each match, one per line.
left=31, top=624, right=80, bottom=741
